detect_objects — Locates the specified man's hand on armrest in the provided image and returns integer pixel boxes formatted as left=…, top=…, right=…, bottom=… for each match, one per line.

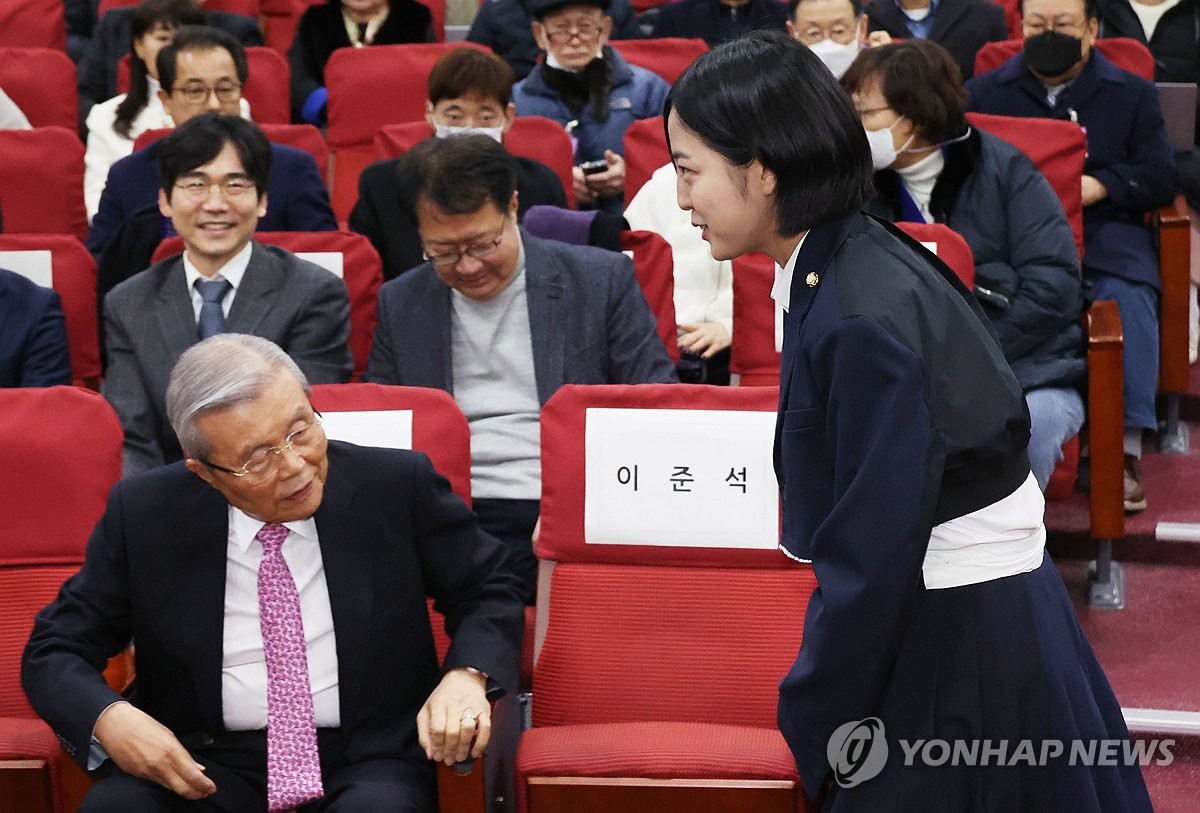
left=92, top=701, right=217, bottom=800
left=416, top=666, right=491, bottom=767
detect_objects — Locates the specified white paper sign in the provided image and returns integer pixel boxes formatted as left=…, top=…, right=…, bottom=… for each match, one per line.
left=920, top=241, right=938, bottom=255
left=320, top=410, right=412, bottom=450
left=297, top=251, right=344, bottom=279
left=0, top=250, right=53, bottom=288
left=583, top=407, right=779, bottom=549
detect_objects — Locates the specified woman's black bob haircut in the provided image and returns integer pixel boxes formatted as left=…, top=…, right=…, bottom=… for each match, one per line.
left=664, top=30, right=874, bottom=237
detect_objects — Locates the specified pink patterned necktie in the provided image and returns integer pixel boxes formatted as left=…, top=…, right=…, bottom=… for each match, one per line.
left=256, top=522, right=324, bottom=812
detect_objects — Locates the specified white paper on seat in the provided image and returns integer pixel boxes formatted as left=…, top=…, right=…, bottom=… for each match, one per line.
left=0, top=250, right=53, bottom=287
left=921, top=241, right=938, bottom=254
left=319, top=410, right=412, bottom=450
left=583, top=407, right=779, bottom=548
left=297, top=251, right=344, bottom=279
left=774, top=300, right=784, bottom=353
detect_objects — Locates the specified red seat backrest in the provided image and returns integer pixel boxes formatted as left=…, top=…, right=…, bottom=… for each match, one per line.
left=151, top=230, right=380, bottom=378
left=0, top=0, right=67, bottom=50
left=619, top=230, right=680, bottom=364
left=729, top=252, right=781, bottom=386
left=134, top=122, right=329, bottom=179
left=308, top=382, right=470, bottom=664
left=623, top=115, right=669, bottom=207
left=0, top=234, right=102, bottom=385
left=504, top=116, right=575, bottom=209
left=894, top=221, right=976, bottom=288
left=0, top=128, right=87, bottom=241
left=374, top=118, right=576, bottom=209
left=609, top=38, right=707, bottom=84
left=974, top=37, right=1155, bottom=81
left=533, top=383, right=814, bottom=728
left=324, top=42, right=490, bottom=222
left=308, top=383, right=471, bottom=504
left=0, top=386, right=122, bottom=717
left=966, top=111, right=1086, bottom=260
left=0, top=48, right=77, bottom=130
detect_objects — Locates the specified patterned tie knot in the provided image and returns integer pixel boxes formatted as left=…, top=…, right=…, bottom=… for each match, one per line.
left=195, top=278, right=232, bottom=305
left=256, top=522, right=289, bottom=556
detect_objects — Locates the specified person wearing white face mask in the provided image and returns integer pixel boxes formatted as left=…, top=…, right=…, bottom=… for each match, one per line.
left=350, top=47, right=568, bottom=281
left=844, top=40, right=1087, bottom=494
left=512, top=0, right=669, bottom=213
left=862, top=0, right=1007, bottom=78
left=787, top=0, right=892, bottom=78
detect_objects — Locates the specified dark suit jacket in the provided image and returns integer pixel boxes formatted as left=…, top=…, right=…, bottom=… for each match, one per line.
left=364, top=229, right=678, bottom=399
left=349, top=153, right=568, bottom=281
left=101, top=243, right=353, bottom=476
left=87, top=141, right=336, bottom=259
left=773, top=214, right=1030, bottom=799
left=289, top=0, right=435, bottom=121
left=0, top=268, right=72, bottom=388
left=865, top=0, right=1007, bottom=79
left=643, top=0, right=789, bottom=47
left=966, top=50, right=1179, bottom=287
left=76, top=8, right=263, bottom=125
left=22, top=441, right=525, bottom=769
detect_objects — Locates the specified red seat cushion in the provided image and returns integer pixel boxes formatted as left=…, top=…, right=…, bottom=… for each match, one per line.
left=0, top=716, right=64, bottom=812
left=518, top=720, right=799, bottom=780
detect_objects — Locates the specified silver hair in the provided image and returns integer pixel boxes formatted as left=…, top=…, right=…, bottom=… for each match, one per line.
left=166, top=334, right=311, bottom=459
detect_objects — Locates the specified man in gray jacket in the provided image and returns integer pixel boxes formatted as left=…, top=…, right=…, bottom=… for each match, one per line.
left=366, top=135, right=677, bottom=603
left=103, top=113, right=352, bottom=476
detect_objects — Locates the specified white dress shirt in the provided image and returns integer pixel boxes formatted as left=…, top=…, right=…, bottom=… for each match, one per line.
left=770, top=232, right=809, bottom=313
left=182, top=242, right=253, bottom=322
left=223, top=507, right=341, bottom=730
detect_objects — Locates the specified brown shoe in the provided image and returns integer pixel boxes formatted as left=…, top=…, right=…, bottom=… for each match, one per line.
left=1123, top=454, right=1147, bottom=513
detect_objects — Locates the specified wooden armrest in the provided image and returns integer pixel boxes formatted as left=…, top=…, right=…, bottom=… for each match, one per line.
left=0, top=760, right=54, bottom=813
left=1086, top=299, right=1124, bottom=542
left=437, top=754, right=489, bottom=813
left=102, top=647, right=136, bottom=696
left=1155, top=194, right=1191, bottom=394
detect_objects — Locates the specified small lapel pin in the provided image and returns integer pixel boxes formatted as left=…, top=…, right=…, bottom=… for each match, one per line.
left=806, top=272, right=819, bottom=287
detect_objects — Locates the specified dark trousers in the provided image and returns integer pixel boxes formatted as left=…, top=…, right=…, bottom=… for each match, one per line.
left=81, top=729, right=436, bottom=812
left=473, top=497, right=539, bottom=606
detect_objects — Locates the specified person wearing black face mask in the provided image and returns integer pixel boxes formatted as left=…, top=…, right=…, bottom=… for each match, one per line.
left=966, top=0, right=1179, bottom=513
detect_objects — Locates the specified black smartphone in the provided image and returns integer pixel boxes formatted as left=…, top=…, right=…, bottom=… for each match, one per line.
left=579, top=159, right=607, bottom=175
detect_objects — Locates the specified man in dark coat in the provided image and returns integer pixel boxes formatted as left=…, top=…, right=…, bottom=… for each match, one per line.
left=966, top=0, right=1179, bottom=510
left=865, top=0, right=1008, bottom=78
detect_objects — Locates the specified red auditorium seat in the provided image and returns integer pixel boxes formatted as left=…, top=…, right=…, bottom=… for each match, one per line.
left=0, top=128, right=87, bottom=241
left=324, top=42, right=490, bottom=222
left=729, top=251, right=781, bottom=386
left=0, top=48, right=77, bottom=130
left=622, top=115, right=669, bottom=207
left=374, top=116, right=575, bottom=208
left=0, top=0, right=67, bottom=51
left=609, top=38, right=707, bottom=84
left=0, top=387, right=124, bottom=813
left=0, top=235, right=102, bottom=388
left=619, top=230, right=680, bottom=363
left=518, top=383, right=816, bottom=812
left=308, top=382, right=508, bottom=813
left=894, top=221, right=976, bottom=288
